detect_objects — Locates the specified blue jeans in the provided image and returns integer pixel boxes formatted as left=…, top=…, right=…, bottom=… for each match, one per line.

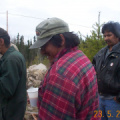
left=99, top=97, right=120, bottom=120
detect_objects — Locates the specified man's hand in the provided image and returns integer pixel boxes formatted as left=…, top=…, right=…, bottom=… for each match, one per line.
left=114, top=96, right=120, bottom=103
left=27, top=94, right=30, bottom=104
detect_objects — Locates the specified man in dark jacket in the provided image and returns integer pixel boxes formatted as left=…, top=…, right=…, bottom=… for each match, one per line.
left=92, top=21, right=120, bottom=120
left=0, top=28, right=27, bottom=120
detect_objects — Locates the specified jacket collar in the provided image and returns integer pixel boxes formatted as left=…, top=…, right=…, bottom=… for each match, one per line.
left=1, top=46, right=16, bottom=61
left=101, top=42, right=120, bottom=56
left=111, top=42, right=120, bottom=52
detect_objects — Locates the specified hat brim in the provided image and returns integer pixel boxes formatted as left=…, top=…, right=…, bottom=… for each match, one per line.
left=29, top=36, right=52, bottom=49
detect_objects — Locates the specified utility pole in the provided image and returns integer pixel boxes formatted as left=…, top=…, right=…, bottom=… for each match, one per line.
left=6, top=11, right=8, bottom=32
left=98, top=11, right=100, bottom=25
left=98, top=11, right=101, bottom=40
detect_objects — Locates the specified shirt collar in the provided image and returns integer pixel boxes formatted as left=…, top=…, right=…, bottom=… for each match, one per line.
left=51, top=46, right=78, bottom=65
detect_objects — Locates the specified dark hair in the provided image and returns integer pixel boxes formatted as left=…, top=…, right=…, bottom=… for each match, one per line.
left=49, top=32, right=80, bottom=48
left=102, top=21, right=120, bottom=39
left=0, top=28, right=10, bottom=48
left=1, top=35, right=10, bottom=48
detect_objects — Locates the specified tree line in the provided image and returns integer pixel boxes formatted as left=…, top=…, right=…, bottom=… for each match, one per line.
left=11, top=21, right=107, bottom=68
left=79, top=22, right=106, bottom=61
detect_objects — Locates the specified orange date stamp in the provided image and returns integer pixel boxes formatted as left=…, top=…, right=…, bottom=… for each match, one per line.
left=94, top=110, right=120, bottom=118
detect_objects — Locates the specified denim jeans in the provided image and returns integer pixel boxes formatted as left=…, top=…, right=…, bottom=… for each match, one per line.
left=99, top=96, right=120, bottom=120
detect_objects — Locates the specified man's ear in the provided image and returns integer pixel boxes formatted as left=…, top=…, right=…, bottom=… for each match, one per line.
left=60, top=34, right=65, bottom=46
left=0, top=38, right=4, bottom=45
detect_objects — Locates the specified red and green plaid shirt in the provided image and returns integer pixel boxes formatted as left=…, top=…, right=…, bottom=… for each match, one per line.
left=38, top=47, right=100, bottom=120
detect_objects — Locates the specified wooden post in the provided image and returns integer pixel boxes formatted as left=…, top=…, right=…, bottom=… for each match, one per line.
left=6, top=11, right=8, bottom=32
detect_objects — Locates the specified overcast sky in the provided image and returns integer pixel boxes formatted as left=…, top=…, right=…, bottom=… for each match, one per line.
left=0, top=0, right=120, bottom=43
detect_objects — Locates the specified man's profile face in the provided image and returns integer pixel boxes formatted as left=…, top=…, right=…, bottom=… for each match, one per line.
left=103, top=31, right=119, bottom=48
left=40, top=41, right=63, bottom=64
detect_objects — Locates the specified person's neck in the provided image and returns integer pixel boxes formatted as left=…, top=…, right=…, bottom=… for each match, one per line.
left=109, top=47, right=112, bottom=51
left=108, top=42, right=120, bottom=51
left=1, top=46, right=10, bottom=55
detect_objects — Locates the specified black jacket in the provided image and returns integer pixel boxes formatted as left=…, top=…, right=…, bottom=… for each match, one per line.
left=92, top=42, right=120, bottom=101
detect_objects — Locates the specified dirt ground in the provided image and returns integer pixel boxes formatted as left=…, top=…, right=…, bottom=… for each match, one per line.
left=24, top=103, right=38, bottom=120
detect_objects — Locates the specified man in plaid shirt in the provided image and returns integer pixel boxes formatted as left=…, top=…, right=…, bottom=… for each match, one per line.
left=30, top=17, right=100, bottom=120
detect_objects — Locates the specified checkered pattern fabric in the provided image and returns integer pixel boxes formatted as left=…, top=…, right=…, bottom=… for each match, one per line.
left=37, top=47, right=100, bottom=120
